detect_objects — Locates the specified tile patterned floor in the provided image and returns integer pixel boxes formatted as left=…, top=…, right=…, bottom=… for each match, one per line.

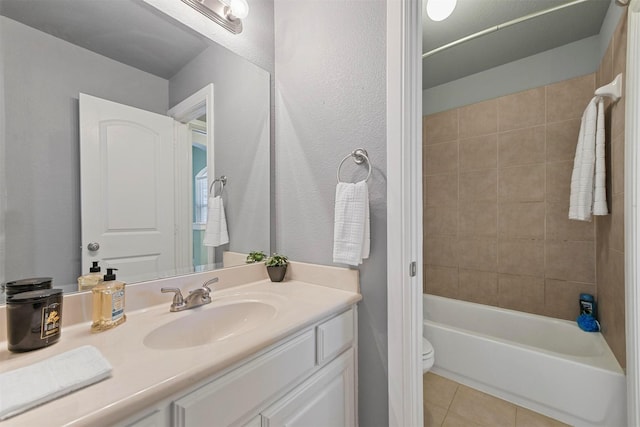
left=423, top=373, right=571, bottom=427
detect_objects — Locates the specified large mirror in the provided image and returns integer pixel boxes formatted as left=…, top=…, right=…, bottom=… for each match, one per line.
left=0, top=0, right=270, bottom=299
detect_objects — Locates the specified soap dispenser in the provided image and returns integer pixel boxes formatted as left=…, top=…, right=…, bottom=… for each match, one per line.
left=78, top=261, right=103, bottom=291
left=90, top=268, right=126, bottom=333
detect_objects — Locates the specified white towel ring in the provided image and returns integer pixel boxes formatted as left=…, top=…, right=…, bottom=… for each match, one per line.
left=209, top=175, right=227, bottom=197
left=337, top=149, right=372, bottom=183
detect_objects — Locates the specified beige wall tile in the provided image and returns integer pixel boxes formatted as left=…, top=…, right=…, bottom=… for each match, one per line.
left=425, top=266, right=459, bottom=298
left=515, top=407, right=571, bottom=427
left=425, top=109, right=458, bottom=145
left=498, top=274, right=545, bottom=314
left=449, top=385, right=516, bottom=427
left=498, top=87, right=545, bottom=132
left=425, top=142, right=458, bottom=176
left=460, top=169, right=497, bottom=202
left=544, top=279, right=596, bottom=321
left=459, top=202, right=497, bottom=238
left=425, top=236, right=458, bottom=267
left=498, top=126, right=545, bottom=167
left=459, top=99, right=498, bottom=139
left=458, top=238, right=497, bottom=272
left=611, top=97, right=625, bottom=139
left=610, top=194, right=624, bottom=252
left=426, top=174, right=458, bottom=207
left=425, top=207, right=458, bottom=237
left=460, top=134, right=498, bottom=172
left=613, top=10, right=627, bottom=78
left=546, top=74, right=595, bottom=123
left=596, top=41, right=613, bottom=90
left=423, top=372, right=458, bottom=409
left=498, top=240, right=544, bottom=277
left=546, top=201, right=595, bottom=241
left=546, top=119, right=580, bottom=163
left=499, top=164, right=545, bottom=202
left=498, top=202, right=545, bottom=240
left=458, top=269, right=498, bottom=306
left=545, top=241, right=596, bottom=283
left=601, top=249, right=626, bottom=369
left=611, top=133, right=624, bottom=195
left=546, top=161, right=573, bottom=202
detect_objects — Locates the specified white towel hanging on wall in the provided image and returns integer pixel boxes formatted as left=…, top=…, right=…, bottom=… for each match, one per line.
left=569, top=97, right=608, bottom=221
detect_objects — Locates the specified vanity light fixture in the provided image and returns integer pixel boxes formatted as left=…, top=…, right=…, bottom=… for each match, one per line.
left=426, top=0, right=457, bottom=21
left=181, top=0, right=249, bottom=34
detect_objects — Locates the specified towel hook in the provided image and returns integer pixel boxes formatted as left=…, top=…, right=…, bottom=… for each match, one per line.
left=337, top=148, right=372, bottom=183
left=209, top=175, right=227, bottom=197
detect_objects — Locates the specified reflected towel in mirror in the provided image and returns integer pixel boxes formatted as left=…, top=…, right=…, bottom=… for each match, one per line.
left=203, top=196, right=229, bottom=247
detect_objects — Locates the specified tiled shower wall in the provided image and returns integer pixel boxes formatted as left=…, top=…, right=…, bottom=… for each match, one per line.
left=422, top=11, right=627, bottom=369
left=595, top=11, right=627, bottom=369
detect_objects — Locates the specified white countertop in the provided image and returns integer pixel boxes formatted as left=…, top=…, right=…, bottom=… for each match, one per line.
left=0, top=274, right=361, bottom=426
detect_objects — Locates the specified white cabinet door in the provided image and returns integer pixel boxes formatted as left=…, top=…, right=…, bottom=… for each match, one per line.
left=79, top=93, right=175, bottom=282
left=261, top=348, right=356, bottom=427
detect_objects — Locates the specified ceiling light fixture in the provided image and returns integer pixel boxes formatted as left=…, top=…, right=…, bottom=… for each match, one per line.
left=426, top=0, right=457, bottom=22
left=181, top=0, right=249, bottom=34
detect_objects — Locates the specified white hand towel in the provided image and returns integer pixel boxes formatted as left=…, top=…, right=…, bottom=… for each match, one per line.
left=0, top=345, right=112, bottom=420
left=593, top=98, right=608, bottom=215
left=569, top=97, right=600, bottom=221
left=333, top=181, right=370, bottom=266
left=203, top=195, right=229, bottom=247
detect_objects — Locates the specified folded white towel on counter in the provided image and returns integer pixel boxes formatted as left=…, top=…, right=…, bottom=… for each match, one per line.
left=569, top=97, right=608, bottom=221
left=203, top=195, right=229, bottom=247
left=0, top=345, right=112, bottom=420
left=333, top=181, right=370, bottom=266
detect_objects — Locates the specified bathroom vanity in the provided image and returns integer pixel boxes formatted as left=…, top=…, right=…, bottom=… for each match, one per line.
left=0, top=262, right=361, bottom=426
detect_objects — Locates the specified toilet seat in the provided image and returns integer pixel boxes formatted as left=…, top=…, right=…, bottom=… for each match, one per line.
left=422, top=337, right=434, bottom=359
left=422, top=337, right=435, bottom=373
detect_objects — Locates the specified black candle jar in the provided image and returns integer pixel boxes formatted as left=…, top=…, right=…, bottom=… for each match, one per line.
left=6, top=289, right=63, bottom=352
left=5, top=277, right=52, bottom=297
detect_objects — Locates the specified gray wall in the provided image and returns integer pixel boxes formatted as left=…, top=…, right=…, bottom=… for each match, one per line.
left=1, top=16, right=169, bottom=287
left=169, top=43, right=271, bottom=260
left=423, top=0, right=625, bottom=116
left=273, top=0, right=388, bottom=425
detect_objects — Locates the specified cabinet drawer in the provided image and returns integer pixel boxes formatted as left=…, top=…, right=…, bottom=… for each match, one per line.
left=316, top=309, right=354, bottom=365
left=172, top=330, right=316, bottom=427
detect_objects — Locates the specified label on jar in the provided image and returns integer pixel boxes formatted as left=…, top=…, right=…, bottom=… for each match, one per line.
left=41, top=303, right=61, bottom=339
left=111, top=289, right=125, bottom=321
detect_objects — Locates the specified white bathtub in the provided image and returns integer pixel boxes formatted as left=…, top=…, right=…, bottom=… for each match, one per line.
left=423, top=294, right=627, bottom=427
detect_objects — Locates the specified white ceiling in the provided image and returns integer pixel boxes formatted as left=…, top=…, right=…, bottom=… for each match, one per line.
left=423, top=0, right=612, bottom=89
left=0, top=0, right=209, bottom=79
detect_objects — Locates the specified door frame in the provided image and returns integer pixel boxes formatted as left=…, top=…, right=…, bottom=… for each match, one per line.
left=168, top=84, right=215, bottom=272
left=386, top=0, right=423, bottom=426
left=625, top=1, right=640, bottom=424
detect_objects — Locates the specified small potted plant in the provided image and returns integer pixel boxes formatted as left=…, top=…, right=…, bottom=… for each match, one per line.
left=246, top=251, right=267, bottom=264
left=265, top=253, right=289, bottom=282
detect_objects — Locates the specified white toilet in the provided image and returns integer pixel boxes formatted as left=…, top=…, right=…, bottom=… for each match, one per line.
left=422, top=337, right=435, bottom=373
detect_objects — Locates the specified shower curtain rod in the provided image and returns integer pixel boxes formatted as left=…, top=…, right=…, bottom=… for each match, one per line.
left=423, top=0, right=617, bottom=59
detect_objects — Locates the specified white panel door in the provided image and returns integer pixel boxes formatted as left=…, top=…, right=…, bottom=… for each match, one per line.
left=80, top=94, right=175, bottom=283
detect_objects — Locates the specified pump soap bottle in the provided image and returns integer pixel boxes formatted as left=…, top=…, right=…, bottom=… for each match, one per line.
left=78, top=261, right=103, bottom=291
left=91, top=268, right=126, bottom=333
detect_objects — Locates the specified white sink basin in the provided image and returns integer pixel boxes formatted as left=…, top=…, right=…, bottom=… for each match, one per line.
left=143, top=299, right=278, bottom=350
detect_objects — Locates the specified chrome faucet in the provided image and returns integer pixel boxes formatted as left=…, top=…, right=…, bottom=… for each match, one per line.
left=161, top=277, right=219, bottom=312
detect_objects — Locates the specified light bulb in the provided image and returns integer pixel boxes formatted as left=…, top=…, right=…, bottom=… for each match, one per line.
left=228, top=0, right=249, bottom=20
left=426, top=0, right=457, bottom=21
